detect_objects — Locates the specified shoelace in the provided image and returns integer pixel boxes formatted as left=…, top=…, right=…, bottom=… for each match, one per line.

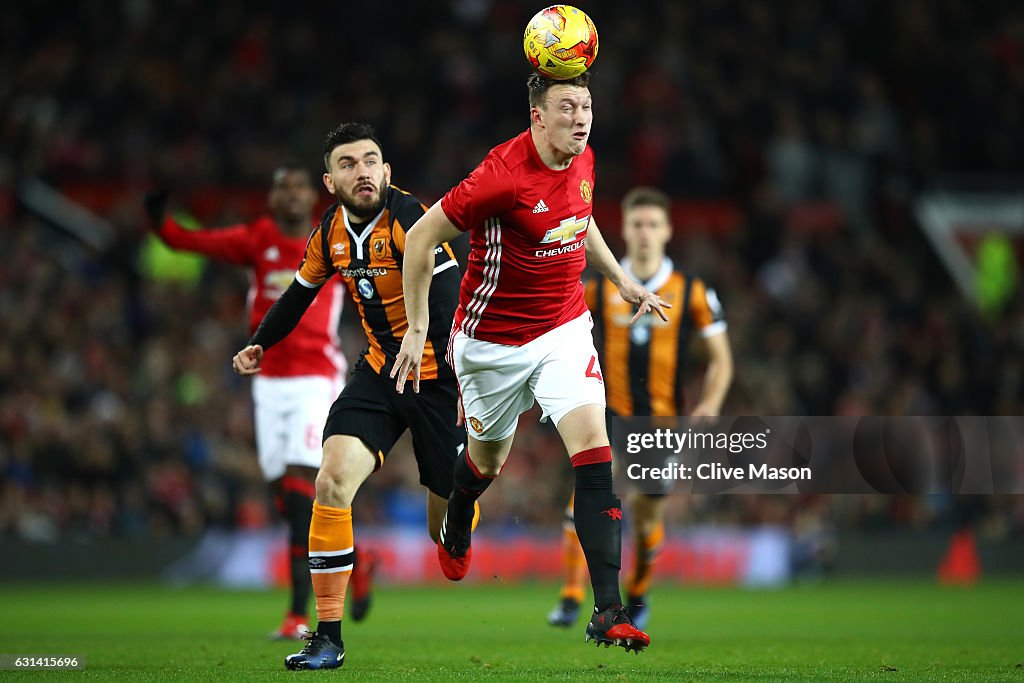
left=600, top=606, right=634, bottom=627
left=298, top=631, right=320, bottom=654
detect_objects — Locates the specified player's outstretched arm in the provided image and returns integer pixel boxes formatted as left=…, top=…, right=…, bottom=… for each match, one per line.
left=584, top=217, right=671, bottom=323
left=142, top=190, right=254, bottom=265
left=231, top=278, right=320, bottom=375
left=392, top=202, right=463, bottom=394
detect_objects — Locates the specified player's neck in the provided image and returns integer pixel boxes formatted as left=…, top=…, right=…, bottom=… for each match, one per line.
left=628, top=255, right=663, bottom=282
left=277, top=218, right=309, bottom=238
left=530, top=127, right=574, bottom=170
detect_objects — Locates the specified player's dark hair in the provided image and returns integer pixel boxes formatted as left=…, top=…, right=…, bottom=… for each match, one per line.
left=322, top=123, right=384, bottom=170
left=527, top=71, right=591, bottom=108
left=271, top=161, right=313, bottom=186
left=621, top=186, right=670, bottom=215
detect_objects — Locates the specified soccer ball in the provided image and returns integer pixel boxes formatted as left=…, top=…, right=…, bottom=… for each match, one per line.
left=523, top=5, right=599, bottom=80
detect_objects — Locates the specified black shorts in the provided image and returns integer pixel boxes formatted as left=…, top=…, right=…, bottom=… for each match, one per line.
left=323, top=360, right=464, bottom=498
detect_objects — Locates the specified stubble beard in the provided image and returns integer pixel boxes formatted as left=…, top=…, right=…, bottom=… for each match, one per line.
left=340, top=178, right=388, bottom=220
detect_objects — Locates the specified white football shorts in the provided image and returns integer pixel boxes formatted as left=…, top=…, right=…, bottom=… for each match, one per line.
left=251, top=374, right=343, bottom=481
left=451, top=311, right=606, bottom=442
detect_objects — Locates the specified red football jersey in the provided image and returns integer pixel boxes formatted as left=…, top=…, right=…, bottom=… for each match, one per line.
left=440, top=130, right=594, bottom=346
left=158, top=216, right=345, bottom=379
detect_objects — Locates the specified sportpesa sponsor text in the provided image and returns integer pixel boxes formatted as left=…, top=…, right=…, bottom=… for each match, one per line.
left=338, top=266, right=389, bottom=278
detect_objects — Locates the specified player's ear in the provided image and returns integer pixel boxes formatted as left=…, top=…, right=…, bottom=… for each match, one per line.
left=384, top=162, right=392, bottom=186
left=530, top=106, right=544, bottom=127
left=323, top=172, right=336, bottom=196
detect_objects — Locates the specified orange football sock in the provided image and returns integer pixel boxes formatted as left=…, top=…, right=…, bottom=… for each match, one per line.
left=625, top=521, right=664, bottom=598
left=308, top=501, right=354, bottom=623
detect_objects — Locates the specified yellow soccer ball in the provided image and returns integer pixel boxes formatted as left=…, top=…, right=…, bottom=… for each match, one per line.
left=523, top=5, right=599, bottom=80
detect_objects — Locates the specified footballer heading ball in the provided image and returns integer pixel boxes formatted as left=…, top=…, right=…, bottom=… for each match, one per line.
left=523, top=5, right=599, bottom=80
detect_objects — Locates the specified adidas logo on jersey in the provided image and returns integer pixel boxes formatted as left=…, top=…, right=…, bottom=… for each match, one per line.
left=532, top=199, right=550, bottom=214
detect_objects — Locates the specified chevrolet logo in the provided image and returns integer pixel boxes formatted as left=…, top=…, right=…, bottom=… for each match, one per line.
left=540, top=216, right=590, bottom=245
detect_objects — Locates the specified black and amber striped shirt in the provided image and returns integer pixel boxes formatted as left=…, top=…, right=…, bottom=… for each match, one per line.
left=297, top=185, right=460, bottom=380
left=589, top=258, right=726, bottom=416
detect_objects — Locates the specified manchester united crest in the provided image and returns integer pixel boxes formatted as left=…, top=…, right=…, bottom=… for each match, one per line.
left=579, top=178, right=592, bottom=204
left=468, top=416, right=484, bottom=434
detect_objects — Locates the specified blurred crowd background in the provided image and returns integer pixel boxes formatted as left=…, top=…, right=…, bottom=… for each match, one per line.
left=2, top=1, right=1023, bottom=546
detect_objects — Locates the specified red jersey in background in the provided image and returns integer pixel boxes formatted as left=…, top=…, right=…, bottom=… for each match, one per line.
left=158, top=216, right=345, bottom=378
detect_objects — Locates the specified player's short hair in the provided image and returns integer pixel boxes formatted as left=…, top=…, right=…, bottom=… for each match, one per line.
left=322, top=123, right=384, bottom=170
left=272, top=161, right=313, bottom=186
left=527, top=72, right=591, bottom=109
left=621, top=186, right=671, bottom=216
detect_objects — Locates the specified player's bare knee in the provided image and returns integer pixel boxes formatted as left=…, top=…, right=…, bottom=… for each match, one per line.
left=555, top=404, right=609, bottom=455
left=317, top=437, right=375, bottom=506
left=467, top=437, right=513, bottom=477
left=573, top=424, right=608, bottom=452
left=576, top=435, right=608, bottom=454
left=313, top=469, right=337, bottom=504
left=472, top=457, right=504, bottom=477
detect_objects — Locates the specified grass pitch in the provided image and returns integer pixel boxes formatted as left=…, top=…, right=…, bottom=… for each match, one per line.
left=0, top=579, right=1021, bottom=681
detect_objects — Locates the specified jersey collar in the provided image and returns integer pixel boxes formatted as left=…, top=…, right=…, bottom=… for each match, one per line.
left=621, top=256, right=673, bottom=293
left=342, top=202, right=387, bottom=261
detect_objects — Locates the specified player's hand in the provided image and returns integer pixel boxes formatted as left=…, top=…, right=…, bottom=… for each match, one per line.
left=456, top=396, right=465, bottom=427
left=618, top=280, right=671, bottom=324
left=143, top=188, right=169, bottom=227
left=391, top=331, right=426, bottom=394
left=232, top=344, right=264, bottom=375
